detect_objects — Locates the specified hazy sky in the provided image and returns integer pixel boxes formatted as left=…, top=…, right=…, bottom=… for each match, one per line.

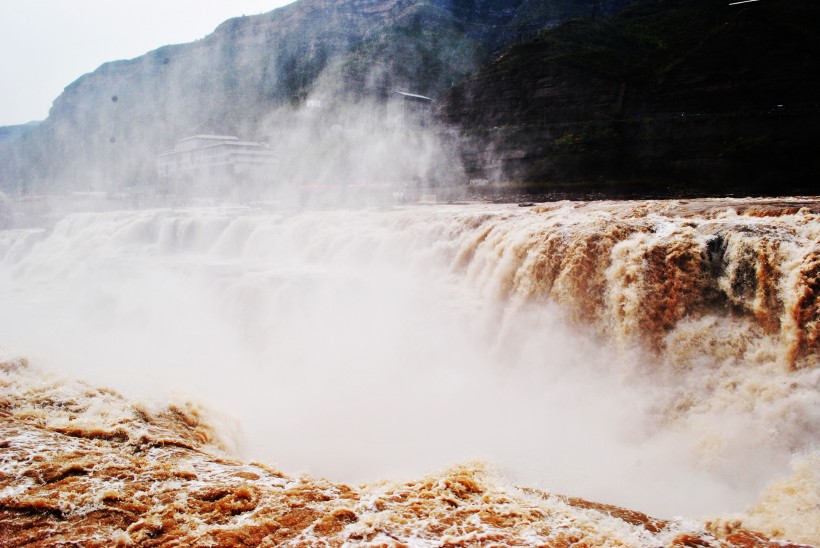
left=0, top=0, right=296, bottom=126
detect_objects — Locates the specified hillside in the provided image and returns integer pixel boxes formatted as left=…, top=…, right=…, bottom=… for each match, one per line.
left=2, top=0, right=426, bottom=193
left=438, top=0, right=820, bottom=195
left=5, top=0, right=812, bottom=197
left=0, top=0, right=620, bottom=195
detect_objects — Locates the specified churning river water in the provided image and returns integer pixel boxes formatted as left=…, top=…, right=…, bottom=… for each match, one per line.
left=0, top=199, right=817, bottom=544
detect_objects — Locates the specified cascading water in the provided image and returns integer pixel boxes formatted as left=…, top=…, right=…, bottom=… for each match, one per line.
left=0, top=199, right=817, bottom=545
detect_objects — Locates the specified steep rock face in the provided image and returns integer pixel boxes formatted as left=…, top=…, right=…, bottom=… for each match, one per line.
left=439, top=0, right=820, bottom=193
left=1, top=0, right=419, bottom=192
left=0, top=0, right=631, bottom=194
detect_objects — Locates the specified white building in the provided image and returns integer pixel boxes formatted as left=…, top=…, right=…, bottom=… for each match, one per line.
left=157, top=135, right=277, bottom=182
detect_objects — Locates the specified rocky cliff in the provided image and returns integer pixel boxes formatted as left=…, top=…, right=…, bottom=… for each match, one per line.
left=0, top=0, right=619, bottom=194
left=439, top=0, right=820, bottom=195
left=11, top=0, right=809, bottom=196
left=1, top=0, right=425, bottom=192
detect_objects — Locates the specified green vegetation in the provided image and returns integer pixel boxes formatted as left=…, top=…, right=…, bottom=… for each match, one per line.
left=443, top=0, right=820, bottom=194
left=552, top=127, right=619, bottom=152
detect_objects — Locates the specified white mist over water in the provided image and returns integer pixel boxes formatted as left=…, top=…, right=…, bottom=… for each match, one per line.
left=0, top=203, right=817, bottom=523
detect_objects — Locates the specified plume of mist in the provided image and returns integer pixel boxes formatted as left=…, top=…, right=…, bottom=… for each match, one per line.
left=0, top=0, right=486, bottom=207
left=0, top=3, right=816, bottom=536
left=1, top=204, right=817, bottom=523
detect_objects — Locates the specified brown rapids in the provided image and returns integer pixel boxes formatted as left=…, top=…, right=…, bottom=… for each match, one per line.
left=453, top=199, right=819, bottom=368
left=1, top=198, right=819, bottom=546
left=0, top=358, right=813, bottom=547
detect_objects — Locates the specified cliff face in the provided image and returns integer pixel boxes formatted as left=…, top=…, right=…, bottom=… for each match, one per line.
left=1, top=0, right=423, bottom=192
left=0, top=0, right=623, bottom=194
left=8, top=0, right=818, bottom=196
left=439, top=0, right=820, bottom=194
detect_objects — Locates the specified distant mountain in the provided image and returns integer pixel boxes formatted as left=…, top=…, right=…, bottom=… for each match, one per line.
left=438, top=0, right=820, bottom=194
left=0, top=0, right=620, bottom=194
left=0, top=122, right=41, bottom=145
